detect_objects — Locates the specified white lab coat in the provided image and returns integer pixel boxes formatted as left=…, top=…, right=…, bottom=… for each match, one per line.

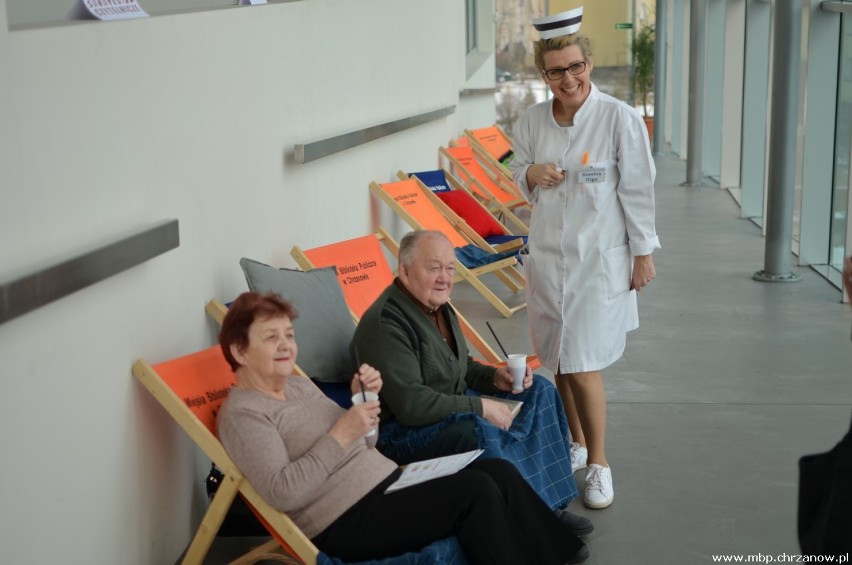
left=511, top=84, right=660, bottom=373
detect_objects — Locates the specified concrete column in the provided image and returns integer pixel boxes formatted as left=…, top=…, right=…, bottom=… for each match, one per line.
left=685, top=0, right=706, bottom=185
left=753, top=0, right=803, bottom=282
left=653, top=0, right=667, bottom=154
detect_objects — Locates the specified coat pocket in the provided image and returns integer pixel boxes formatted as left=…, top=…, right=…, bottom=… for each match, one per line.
left=602, top=243, right=631, bottom=299
left=577, top=160, right=617, bottom=209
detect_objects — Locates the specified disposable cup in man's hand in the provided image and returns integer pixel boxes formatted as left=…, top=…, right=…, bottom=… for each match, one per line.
left=350, top=391, right=379, bottom=437
left=507, top=354, right=527, bottom=392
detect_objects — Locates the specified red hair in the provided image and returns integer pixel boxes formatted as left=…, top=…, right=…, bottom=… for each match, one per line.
left=219, top=292, right=298, bottom=371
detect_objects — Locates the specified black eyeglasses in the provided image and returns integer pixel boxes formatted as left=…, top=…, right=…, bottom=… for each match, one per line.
left=542, top=61, right=587, bottom=81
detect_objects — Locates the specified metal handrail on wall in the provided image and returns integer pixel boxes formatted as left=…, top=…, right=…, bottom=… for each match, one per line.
left=0, top=219, right=179, bottom=325
left=293, top=105, right=455, bottom=164
left=821, top=1, right=852, bottom=14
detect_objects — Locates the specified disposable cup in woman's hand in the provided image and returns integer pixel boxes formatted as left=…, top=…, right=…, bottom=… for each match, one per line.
left=507, top=354, right=527, bottom=392
left=350, top=391, right=379, bottom=437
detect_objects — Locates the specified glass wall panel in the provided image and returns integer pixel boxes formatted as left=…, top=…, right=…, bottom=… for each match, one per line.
left=831, top=13, right=852, bottom=273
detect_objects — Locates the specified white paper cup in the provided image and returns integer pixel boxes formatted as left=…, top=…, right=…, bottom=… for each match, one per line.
left=351, top=391, right=379, bottom=437
left=507, top=354, right=527, bottom=392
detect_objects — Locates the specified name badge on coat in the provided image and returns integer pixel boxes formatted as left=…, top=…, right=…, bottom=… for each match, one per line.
left=578, top=167, right=607, bottom=184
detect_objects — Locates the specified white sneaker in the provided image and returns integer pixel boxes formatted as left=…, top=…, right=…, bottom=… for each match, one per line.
left=570, top=442, right=588, bottom=473
left=584, top=464, right=614, bottom=509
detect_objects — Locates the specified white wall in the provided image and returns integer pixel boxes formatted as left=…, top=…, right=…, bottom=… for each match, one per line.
left=0, top=1, right=495, bottom=562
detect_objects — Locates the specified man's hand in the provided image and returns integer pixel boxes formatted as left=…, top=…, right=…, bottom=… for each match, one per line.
left=493, top=366, right=532, bottom=393
left=481, top=398, right=514, bottom=430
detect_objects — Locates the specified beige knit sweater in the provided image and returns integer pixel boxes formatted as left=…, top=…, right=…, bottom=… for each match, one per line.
left=217, top=377, right=397, bottom=538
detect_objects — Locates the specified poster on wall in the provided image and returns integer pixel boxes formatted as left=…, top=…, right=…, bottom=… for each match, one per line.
left=66, top=0, right=149, bottom=21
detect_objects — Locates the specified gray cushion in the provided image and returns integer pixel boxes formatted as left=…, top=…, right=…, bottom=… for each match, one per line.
left=239, top=258, right=355, bottom=383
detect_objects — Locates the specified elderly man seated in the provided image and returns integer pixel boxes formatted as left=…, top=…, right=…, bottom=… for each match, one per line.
left=350, top=230, right=591, bottom=534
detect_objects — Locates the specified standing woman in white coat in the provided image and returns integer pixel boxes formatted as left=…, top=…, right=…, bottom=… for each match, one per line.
left=510, top=8, right=661, bottom=509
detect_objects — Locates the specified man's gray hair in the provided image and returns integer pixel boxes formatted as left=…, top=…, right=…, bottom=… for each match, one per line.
left=398, top=230, right=452, bottom=267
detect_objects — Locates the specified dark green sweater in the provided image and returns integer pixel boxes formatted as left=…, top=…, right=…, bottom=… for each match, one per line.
left=350, top=281, right=498, bottom=426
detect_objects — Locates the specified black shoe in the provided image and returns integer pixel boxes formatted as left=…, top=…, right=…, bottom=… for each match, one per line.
left=556, top=508, right=594, bottom=537
left=566, top=543, right=590, bottom=564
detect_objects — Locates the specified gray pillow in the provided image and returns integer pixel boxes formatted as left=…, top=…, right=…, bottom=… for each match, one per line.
left=239, top=258, right=355, bottom=383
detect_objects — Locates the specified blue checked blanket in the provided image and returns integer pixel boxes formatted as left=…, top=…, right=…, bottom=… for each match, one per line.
left=318, top=537, right=468, bottom=565
left=378, top=375, right=578, bottom=511
left=454, top=243, right=520, bottom=269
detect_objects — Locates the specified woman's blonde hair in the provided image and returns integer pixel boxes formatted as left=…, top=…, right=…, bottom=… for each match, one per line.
left=533, top=34, right=593, bottom=72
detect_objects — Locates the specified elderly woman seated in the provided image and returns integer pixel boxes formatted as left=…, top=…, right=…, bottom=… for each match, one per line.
left=216, top=292, right=590, bottom=565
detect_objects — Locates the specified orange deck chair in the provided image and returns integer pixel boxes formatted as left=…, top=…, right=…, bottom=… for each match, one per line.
left=439, top=144, right=530, bottom=229
left=290, top=227, right=536, bottom=367
left=369, top=178, right=526, bottom=318
left=132, top=348, right=318, bottom=565
left=464, top=125, right=515, bottom=177
left=452, top=133, right=515, bottom=185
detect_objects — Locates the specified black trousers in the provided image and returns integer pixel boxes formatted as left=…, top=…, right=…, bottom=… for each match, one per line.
left=312, top=458, right=586, bottom=565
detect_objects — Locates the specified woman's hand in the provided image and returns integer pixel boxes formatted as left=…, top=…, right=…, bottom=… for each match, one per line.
left=492, top=366, right=532, bottom=393
left=350, top=364, right=382, bottom=396
left=632, top=254, right=656, bottom=291
left=527, top=163, right=565, bottom=189
left=328, top=399, right=381, bottom=447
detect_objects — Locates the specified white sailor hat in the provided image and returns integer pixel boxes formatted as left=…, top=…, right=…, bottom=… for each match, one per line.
left=532, top=7, right=583, bottom=40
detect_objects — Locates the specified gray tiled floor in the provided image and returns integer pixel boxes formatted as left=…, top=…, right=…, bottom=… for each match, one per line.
left=205, top=154, right=852, bottom=564
left=451, top=154, right=852, bottom=564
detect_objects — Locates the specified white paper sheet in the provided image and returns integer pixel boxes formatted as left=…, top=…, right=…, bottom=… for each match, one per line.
left=384, top=449, right=484, bottom=494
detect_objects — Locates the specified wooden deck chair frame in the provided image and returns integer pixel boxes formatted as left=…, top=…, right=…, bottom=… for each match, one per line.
left=132, top=349, right=318, bottom=565
left=289, top=227, right=504, bottom=365
left=369, top=178, right=526, bottom=318
left=463, top=125, right=515, bottom=182
left=398, top=168, right=528, bottom=236
left=439, top=144, right=530, bottom=230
